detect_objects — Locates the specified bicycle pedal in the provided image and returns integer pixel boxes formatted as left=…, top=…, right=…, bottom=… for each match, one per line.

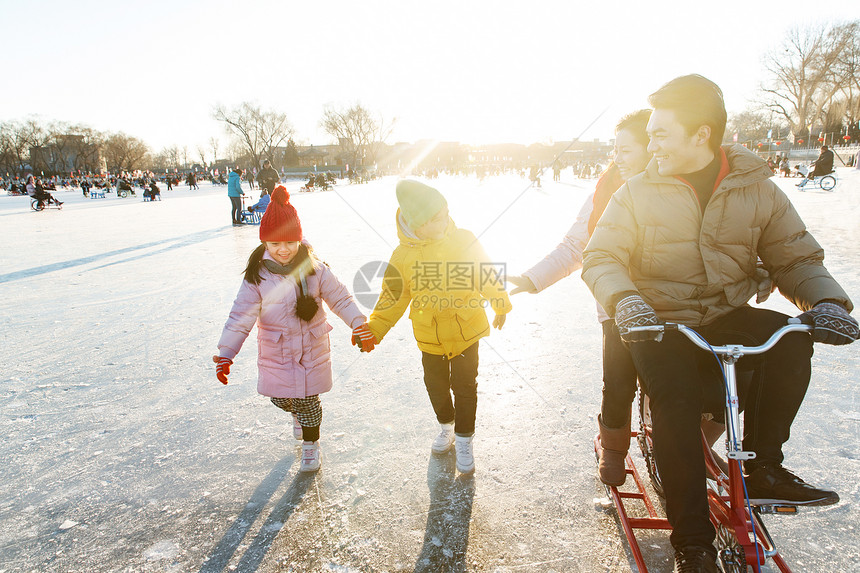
left=755, top=504, right=799, bottom=515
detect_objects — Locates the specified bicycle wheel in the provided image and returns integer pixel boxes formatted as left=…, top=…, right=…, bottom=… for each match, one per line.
left=30, top=198, right=44, bottom=211
left=637, top=388, right=665, bottom=497
left=820, top=175, right=836, bottom=191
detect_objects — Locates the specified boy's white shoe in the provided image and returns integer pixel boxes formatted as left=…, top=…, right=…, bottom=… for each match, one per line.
left=291, top=414, right=303, bottom=441
left=454, top=435, right=475, bottom=473
left=300, top=441, right=321, bottom=472
left=431, top=422, right=455, bottom=454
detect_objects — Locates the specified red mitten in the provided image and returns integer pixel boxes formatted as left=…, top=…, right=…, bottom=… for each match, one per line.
left=351, top=324, right=377, bottom=353
left=212, top=355, right=233, bottom=384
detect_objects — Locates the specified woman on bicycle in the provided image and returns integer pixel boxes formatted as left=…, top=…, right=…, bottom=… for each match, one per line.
left=507, top=110, right=653, bottom=486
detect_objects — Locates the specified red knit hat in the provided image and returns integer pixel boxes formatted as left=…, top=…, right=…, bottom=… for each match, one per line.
left=260, top=185, right=303, bottom=242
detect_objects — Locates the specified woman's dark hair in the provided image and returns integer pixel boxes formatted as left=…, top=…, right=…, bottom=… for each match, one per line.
left=615, top=109, right=652, bottom=148
left=648, top=74, right=726, bottom=154
left=243, top=242, right=316, bottom=285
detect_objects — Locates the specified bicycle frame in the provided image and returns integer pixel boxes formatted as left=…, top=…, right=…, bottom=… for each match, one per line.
left=598, top=321, right=812, bottom=572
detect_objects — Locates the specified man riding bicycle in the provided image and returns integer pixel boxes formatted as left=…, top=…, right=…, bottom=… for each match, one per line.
left=582, top=75, right=858, bottom=572
left=797, top=144, right=835, bottom=190
left=26, top=175, right=63, bottom=208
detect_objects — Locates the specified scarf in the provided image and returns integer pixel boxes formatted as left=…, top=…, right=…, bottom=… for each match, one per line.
left=262, top=246, right=319, bottom=321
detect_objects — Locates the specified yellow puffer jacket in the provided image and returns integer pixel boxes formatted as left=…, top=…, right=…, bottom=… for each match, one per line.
left=368, top=211, right=512, bottom=357
left=582, top=144, right=852, bottom=326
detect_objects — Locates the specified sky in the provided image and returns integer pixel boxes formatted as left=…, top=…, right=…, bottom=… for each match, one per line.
left=1, top=0, right=853, bottom=156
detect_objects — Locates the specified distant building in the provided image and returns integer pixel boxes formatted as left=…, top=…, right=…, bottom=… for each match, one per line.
left=297, top=145, right=330, bottom=167
left=271, top=143, right=343, bottom=168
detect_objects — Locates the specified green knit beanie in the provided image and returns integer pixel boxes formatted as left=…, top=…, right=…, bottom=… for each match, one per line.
left=396, top=179, right=448, bottom=230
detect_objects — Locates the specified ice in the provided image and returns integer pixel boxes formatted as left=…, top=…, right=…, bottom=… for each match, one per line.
left=143, top=540, right=179, bottom=561
left=1, top=170, right=859, bottom=571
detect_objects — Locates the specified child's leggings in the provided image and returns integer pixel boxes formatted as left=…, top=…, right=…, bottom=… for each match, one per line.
left=270, top=395, right=321, bottom=441
left=421, top=342, right=479, bottom=436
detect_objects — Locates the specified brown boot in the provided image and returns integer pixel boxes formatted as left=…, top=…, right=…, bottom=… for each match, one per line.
left=700, top=417, right=729, bottom=476
left=598, top=415, right=631, bottom=486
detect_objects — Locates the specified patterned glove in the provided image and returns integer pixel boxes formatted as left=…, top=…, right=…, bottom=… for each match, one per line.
left=212, top=355, right=233, bottom=384
left=351, top=323, right=377, bottom=353
left=615, top=294, right=662, bottom=342
left=798, top=302, right=859, bottom=345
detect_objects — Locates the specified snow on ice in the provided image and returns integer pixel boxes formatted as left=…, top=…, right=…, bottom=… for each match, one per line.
left=0, top=168, right=859, bottom=572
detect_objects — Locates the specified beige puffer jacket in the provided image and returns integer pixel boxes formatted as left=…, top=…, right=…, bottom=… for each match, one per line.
left=582, top=144, right=852, bottom=326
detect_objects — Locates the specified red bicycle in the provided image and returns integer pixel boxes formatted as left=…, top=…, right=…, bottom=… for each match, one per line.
left=595, top=321, right=814, bottom=572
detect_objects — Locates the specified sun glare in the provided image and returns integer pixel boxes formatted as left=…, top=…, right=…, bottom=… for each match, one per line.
left=398, top=139, right=441, bottom=179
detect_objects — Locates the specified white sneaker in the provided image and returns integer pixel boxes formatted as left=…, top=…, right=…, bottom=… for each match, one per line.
left=431, top=422, right=455, bottom=454
left=454, top=435, right=474, bottom=473
left=291, top=414, right=303, bottom=441
left=300, top=441, right=321, bottom=472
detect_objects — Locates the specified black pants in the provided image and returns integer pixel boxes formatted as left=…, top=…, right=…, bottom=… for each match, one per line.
left=629, top=306, right=812, bottom=552
left=421, top=343, right=479, bottom=436
left=600, top=320, right=639, bottom=428
left=34, top=191, right=54, bottom=205
left=230, top=196, right=243, bottom=223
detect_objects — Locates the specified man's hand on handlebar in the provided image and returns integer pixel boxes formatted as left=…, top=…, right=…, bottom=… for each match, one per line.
left=797, top=302, right=859, bottom=345
left=615, top=294, right=663, bottom=342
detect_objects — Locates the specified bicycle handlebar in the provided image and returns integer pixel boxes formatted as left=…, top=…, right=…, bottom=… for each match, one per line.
left=626, top=320, right=812, bottom=357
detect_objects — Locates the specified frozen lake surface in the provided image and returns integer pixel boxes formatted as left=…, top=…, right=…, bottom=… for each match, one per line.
left=1, top=168, right=859, bottom=572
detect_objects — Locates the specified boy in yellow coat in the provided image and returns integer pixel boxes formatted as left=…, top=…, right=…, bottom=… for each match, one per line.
left=360, top=180, right=512, bottom=473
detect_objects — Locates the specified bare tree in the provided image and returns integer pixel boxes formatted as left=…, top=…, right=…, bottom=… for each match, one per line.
left=71, top=126, right=105, bottom=174
left=321, top=103, right=395, bottom=167
left=149, top=146, right=182, bottom=171
left=0, top=125, right=15, bottom=175
left=726, top=110, right=774, bottom=145
left=1, top=119, right=105, bottom=176
left=209, top=136, right=219, bottom=164
left=102, top=132, right=150, bottom=173
left=166, top=146, right=180, bottom=169
left=760, top=22, right=857, bottom=138
left=367, top=113, right=397, bottom=165
left=213, top=103, right=294, bottom=169
left=724, top=108, right=791, bottom=143
left=0, top=118, right=47, bottom=175
left=196, top=145, right=208, bottom=168
left=832, top=21, right=860, bottom=139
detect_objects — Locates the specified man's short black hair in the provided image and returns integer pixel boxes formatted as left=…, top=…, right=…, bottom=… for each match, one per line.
left=648, top=74, right=726, bottom=154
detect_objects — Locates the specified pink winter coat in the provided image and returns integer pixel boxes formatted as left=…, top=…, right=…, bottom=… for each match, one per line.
left=217, top=250, right=366, bottom=398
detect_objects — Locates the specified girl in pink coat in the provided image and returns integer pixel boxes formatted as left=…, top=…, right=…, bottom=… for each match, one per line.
left=213, top=186, right=375, bottom=472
